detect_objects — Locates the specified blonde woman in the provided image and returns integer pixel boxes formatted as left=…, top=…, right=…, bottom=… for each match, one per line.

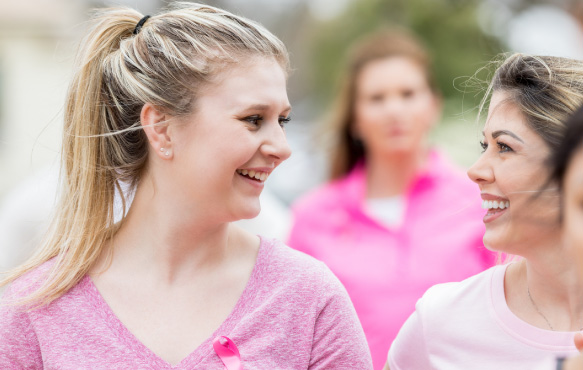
left=0, top=4, right=372, bottom=369
left=387, top=54, right=583, bottom=369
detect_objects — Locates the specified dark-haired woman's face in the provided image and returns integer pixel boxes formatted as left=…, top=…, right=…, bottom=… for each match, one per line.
left=563, top=147, right=583, bottom=277
left=467, top=92, right=560, bottom=255
left=352, top=57, right=440, bottom=158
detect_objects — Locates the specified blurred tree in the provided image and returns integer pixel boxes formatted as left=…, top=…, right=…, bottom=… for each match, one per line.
left=306, top=0, right=504, bottom=117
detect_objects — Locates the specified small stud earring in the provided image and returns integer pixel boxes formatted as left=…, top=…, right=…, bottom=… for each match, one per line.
left=160, top=147, right=165, bottom=152
left=165, top=150, right=170, bottom=156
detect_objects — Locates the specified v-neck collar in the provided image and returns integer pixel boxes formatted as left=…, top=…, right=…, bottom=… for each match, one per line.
left=81, top=236, right=270, bottom=368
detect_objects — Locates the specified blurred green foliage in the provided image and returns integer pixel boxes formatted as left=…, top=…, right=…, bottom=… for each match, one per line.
left=307, top=0, right=504, bottom=117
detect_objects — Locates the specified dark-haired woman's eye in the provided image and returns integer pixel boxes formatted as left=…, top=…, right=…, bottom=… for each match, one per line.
left=497, top=141, right=513, bottom=153
left=278, top=116, right=291, bottom=128
left=479, top=141, right=488, bottom=153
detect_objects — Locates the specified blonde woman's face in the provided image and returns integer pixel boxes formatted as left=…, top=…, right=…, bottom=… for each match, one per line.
left=467, top=92, right=560, bottom=255
left=168, top=58, right=291, bottom=222
left=352, top=57, right=440, bottom=158
left=563, top=147, right=583, bottom=278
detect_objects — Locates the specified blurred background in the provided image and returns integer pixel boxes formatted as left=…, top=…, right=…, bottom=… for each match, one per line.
left=0, top=0, right=582, bottom=266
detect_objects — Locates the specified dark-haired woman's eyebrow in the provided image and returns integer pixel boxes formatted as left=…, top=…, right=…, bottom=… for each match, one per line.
left=483, top=130, right=524, bottom=143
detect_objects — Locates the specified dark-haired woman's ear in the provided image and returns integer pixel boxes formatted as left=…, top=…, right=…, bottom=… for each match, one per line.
left=141, top=103, right=173, bottom=159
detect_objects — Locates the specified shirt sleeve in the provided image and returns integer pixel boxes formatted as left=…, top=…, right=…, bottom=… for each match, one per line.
left=308, top=264, right=373, bottom=370
left=387, top=306, right=431, bottom=370
left=0, top=286, right=43, bottom=369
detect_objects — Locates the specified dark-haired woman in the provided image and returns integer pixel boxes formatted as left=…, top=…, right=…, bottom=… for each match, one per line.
left=387, top=54, right=583, bottom=370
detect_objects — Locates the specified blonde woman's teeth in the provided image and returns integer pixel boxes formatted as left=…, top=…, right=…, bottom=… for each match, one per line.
left=481, top=200, right=509, bottom=209
left=237, top=169, right=269, bottom=182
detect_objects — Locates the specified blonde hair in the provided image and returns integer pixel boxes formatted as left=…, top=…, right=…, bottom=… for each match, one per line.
left=480, top=53, right=583, bottom=151
left=1, top=2, right=289, bottom=306
left=327, top=28, right=438, bottom=179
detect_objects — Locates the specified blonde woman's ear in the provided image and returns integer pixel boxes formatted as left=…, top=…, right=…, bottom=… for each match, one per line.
left=141, top=103, right=172, bottom=159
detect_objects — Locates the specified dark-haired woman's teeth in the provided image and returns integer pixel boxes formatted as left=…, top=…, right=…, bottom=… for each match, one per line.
left=481, top=200, right=510, bottom=209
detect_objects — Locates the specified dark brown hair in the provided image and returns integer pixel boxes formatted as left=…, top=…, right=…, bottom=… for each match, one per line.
left=550, top=105, right=583, bottom=190
left=481, top=54, right=583, bottom=153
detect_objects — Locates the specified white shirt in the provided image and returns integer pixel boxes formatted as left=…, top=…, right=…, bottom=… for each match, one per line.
left=388, top=264, right=579, bottom=369
left=365, top=196, right=405, bottom=229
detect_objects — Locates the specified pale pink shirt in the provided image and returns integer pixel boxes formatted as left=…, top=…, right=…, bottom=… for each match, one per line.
left=0, top=237, right=373, bottom=369
left=388, top=264, right=579, bottom=369
left=288, top=150, right=494, bottom=369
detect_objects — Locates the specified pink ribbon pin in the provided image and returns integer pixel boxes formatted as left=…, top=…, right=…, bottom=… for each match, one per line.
left=213, top=336, right=242, bottom=370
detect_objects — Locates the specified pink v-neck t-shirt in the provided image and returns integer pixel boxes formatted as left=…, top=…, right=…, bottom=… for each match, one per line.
left=388, top=264, right=579, bottom=370
left=0, top=238, right=373, bottom=369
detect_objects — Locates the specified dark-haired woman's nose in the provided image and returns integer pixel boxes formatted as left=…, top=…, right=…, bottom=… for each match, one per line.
left=467, top=152, right=494, bottom=186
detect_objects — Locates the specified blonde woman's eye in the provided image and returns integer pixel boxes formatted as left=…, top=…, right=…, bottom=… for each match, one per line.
left=278, top=116, right=291, bottom=128
left=243, top=115, right=262, bottom=126
left=479, top=141, right=488, bottom=152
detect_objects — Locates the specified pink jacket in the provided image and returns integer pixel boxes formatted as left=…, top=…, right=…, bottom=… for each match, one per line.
left=288, top=151, right=494, bottom=370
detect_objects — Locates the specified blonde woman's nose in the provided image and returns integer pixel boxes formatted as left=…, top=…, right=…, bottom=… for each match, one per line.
left=261, top=123, right=291, bottom=162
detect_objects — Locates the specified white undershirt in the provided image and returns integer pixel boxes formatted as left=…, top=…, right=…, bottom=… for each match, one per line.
left=365, top=196, right=405, bottom=229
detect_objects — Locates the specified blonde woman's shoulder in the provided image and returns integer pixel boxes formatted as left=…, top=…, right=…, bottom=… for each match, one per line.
left=1, top=258, right=57, bottom=302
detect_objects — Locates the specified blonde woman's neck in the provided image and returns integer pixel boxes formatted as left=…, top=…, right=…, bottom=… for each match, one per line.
left=91, top=178, right=243, bottom=286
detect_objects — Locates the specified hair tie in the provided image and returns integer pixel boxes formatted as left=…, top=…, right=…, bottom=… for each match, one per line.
left=133, top=15, right=151, bottom=35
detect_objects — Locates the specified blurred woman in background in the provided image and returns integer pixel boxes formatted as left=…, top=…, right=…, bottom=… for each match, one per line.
left=388, top=54, right=583, bottom=369
left=287, top=29, right=493, bottom=369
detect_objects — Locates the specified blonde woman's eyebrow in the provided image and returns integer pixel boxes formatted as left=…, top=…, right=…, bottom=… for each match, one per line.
left=241, top=104, right=292, bottom=114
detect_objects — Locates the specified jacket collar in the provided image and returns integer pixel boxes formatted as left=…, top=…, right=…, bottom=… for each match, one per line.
left=340, top=149, right=448, bottom=212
